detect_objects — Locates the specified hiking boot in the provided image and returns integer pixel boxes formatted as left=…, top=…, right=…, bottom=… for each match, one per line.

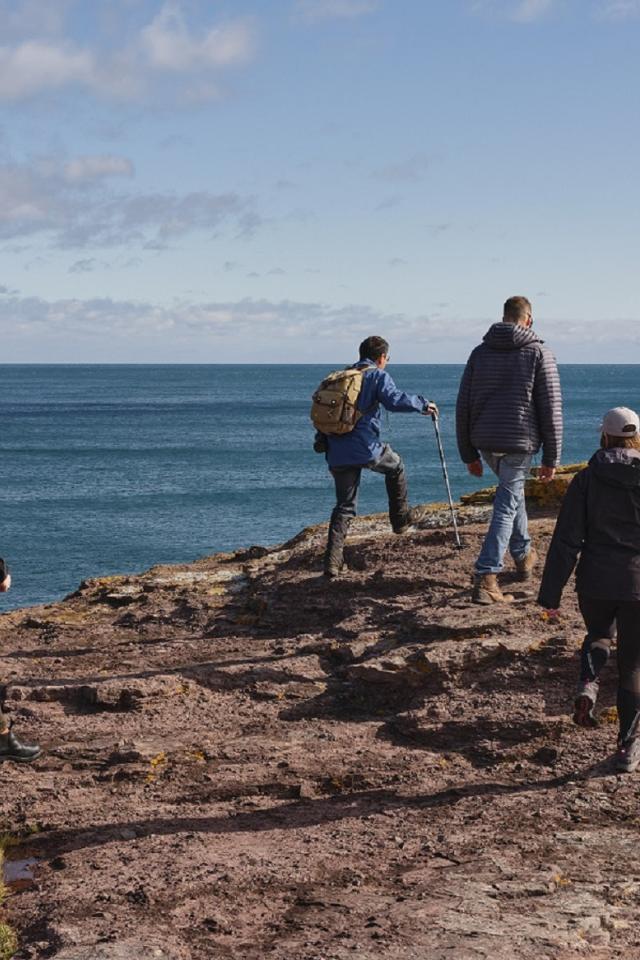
left=471, top=574, right=514, bottom=605
left=0, top=722, right=42, bottom=764
left=514, top=547, right=538, bottom=582
left=324, top=518, right=349, bottom=579
left=615, top=737, right=640, bottom=773
left=573, top=680, right=599, bottom=728
left=393, top=515, right=413, bottom=535
left=393, top=506, right=425, bottom=535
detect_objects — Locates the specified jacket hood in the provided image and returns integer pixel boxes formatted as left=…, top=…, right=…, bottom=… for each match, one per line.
left=589, top=447, right=640, bottom=489
left=482, top=322, right=543, bottom=351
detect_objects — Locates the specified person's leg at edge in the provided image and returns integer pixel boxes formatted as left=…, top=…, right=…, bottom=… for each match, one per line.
left=324, top=466, right=361, bottom=577
left=473, top=453, right=532, bottom=603
left=367, top=444, right=411, bottom=533
left=0, top=701, right=42, bottom=764
left=575, top=595, right=616, bottom=729
left=0, top=559, right=41, bottom=762
left=612, top=600, right=640, bottom=772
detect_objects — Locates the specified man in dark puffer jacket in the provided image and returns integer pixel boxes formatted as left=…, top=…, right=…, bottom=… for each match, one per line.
left=456, top=296, right=562, bottom=603
left=538, top=407, right=640, bottom=773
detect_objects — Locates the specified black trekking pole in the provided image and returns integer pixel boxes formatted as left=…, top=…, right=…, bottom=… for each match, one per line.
left=431, top=413, right=463, bottom=550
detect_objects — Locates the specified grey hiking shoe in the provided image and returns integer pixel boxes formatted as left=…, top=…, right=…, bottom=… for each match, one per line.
left=573, top=680, right=599, bottom=728
left=616, top=737, right=640, bottom=773
left=471, top=573, right=514, bottom=605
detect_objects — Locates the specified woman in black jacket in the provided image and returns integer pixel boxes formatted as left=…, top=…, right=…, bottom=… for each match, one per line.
left=538, top=407, right=640, bottom=773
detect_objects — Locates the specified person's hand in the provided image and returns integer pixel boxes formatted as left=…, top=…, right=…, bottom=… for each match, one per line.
left=422, top=401, right=439, bottom=418
left=467, top=459, right=483, bottom=477
left=539, top=466, right=556, bottom=483
left=0, top=573, right=11, bottom=592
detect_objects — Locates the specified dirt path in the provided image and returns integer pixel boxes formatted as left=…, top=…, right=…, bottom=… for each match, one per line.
left=1, top=506, right=637, bottom=959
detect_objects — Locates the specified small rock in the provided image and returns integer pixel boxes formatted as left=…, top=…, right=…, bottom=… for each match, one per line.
left=532, top=746, right=560, bottom=765
left=290, top=781, right=316, bottom=799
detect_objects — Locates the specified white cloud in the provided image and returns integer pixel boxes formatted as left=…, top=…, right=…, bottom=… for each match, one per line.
left=140, top=3, right=254, bottom=71
left=0, top=41, right=94, bottom=100
left=595, top=0, right=640, bottom=18
left=0, top=293, right=431, bottom=345
left=0, top=3, right=256, bottom=102
left=510, top=0, right=555, bottom=20
left=0, top=0, right=73, bottom=39
left=63, top=155, right=134, bottom=183
left=1, top=294, right=638, bottom=356
left=0, top=155, right=259, bottom=248
left=471, top=0, right=556, bottom=20
left=294, top=0, right=379, bottom=22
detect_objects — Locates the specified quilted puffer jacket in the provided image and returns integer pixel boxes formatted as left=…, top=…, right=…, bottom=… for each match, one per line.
left=456, top=322, right=562, bottom=467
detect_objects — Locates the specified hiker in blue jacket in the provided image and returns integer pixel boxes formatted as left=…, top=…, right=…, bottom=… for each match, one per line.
left=316, top=335, right=438, bottom=578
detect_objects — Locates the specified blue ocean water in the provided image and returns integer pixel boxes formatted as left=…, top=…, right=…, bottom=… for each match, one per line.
left=0, top=364, right=637, bottom=611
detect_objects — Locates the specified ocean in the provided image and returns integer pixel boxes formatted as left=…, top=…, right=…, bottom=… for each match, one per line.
left=0, top=364, right=638, bottom=611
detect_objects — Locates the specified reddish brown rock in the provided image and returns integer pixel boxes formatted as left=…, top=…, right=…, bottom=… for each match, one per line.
left=0, top=503, right=635, bottom=959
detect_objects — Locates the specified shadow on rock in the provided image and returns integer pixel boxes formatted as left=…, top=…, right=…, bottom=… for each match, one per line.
left=379, top=713, right=570, bottom=768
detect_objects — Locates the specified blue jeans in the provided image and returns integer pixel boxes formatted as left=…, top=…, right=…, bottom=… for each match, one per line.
left=475, top=451, right=532, bottom=575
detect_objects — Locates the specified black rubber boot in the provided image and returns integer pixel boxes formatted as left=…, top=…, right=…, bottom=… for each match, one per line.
left=324, top=512, right=351, bottom=578
left=386, top=464, right=411, bottom=533
left=0, top=722, right=42, bottom=764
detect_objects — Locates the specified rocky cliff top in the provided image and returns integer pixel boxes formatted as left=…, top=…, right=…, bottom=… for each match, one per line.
left=0, top=492, right=634, bottom=960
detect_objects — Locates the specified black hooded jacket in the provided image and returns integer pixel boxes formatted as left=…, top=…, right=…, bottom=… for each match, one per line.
left=456, top=322, right=562, bottom=467
left=538, top=448, right=640, bottom=609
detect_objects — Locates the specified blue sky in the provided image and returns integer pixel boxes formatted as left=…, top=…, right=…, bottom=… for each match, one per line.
left=0, top=0, right=639, bottom=362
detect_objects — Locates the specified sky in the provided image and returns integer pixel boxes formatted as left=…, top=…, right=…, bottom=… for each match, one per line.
left=0, top=0, right=639, bottom=363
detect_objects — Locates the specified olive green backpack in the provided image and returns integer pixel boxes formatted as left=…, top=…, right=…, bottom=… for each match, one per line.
left=310, top=367, right=372, bottom=435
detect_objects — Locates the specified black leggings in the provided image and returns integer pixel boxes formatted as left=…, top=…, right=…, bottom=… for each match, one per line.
left=578, top=594, right=640, bottom=741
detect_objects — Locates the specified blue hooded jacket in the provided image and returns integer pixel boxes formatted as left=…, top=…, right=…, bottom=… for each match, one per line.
left=325, top=359, right=426, bottom=468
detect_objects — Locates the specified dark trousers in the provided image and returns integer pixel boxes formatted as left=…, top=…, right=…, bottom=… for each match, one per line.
left=324, top=444, right=409, bottom=572
left=578, top=594, right=640, bottom=741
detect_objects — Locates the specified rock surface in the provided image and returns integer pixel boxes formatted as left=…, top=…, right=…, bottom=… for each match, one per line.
left=0, top=501, right=637, bottom=959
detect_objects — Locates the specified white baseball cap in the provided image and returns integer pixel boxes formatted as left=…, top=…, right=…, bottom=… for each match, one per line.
left=601, top=406, right=640, bottom=438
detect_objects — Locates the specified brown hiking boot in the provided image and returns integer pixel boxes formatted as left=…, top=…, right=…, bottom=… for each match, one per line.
left=514, top=547, right=538, bottom=582
left=472, top=574, right=514, bottom=605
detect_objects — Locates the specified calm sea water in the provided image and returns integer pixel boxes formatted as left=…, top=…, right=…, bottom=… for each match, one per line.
left=0, top=364, right=637, bottom=611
